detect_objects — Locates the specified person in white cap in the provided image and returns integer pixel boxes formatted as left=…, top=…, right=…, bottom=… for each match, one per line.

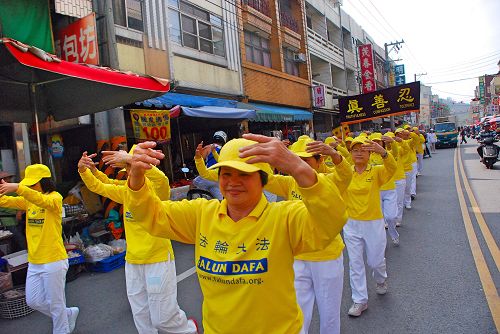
left=192, top=131, right=228, bottom=199
left=0, top=164, right=79, bottom=333
left=123, top=134, right=347, bottom=334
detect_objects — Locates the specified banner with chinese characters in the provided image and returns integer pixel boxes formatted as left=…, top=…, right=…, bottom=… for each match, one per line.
left=357, top=44, right=376, bottom=93
left=58, top=13, right=99, bottom=64
left=312, top=85, right=326, bottom=108
left=478, top=76, right=485, bottom=104
left=332, top=124, right=350, bottom=139
left=130, top=109, right=171, bottom=141
left=339, top=81, right=421, bottom=124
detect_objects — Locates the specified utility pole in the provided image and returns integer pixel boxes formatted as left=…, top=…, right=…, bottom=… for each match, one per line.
left=335, top=0, right=350, bottom=97
left=384, top=40, right=404, bottom=130
left=414, top=72, right=427, bottom=82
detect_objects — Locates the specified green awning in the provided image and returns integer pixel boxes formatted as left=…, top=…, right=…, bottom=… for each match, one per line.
left=238, top=102, right=312, bottom=122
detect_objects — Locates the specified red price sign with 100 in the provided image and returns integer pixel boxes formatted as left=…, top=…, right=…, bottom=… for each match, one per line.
left=142, top=126, right=169, bottom=140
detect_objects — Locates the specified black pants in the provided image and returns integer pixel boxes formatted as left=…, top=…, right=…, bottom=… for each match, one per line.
left=461, top=136, right=467, bottom=144
left=477, top=145, right=483, bottom=158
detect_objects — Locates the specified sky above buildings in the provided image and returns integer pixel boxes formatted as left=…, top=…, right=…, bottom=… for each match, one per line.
left=342, top=0, right=500, bottom=102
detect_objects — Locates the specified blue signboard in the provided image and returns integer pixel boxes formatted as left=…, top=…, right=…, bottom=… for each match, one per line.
left=394, top=64, right=405, bottom=76
left=395, top=75, right=406, bottom=86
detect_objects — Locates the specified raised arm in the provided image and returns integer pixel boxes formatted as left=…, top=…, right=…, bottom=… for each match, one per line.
left=194, top=142, right=218, bottom=182
left=0, top=181, right=26, bottom=210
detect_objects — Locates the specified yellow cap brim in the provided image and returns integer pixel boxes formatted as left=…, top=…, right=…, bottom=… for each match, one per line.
left=20, top=177, right=41, bottom=186
left=209, top=160, right=264, bottom=174
left=294, top=151, right=314, bottom=158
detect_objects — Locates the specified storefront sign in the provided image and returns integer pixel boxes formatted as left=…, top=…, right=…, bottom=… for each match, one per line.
left=339, top=81, right=421, bottom=124
left=394, top=64, right=405, bottom=76
left=357, top=44, right=376, bottom=94
left=312, top=86, right=326, bottom=108
left=50, top=134, right=64, bottom=158
left=478, top=76, right=485, bottom=104
left=58, top=13, right=99, bottom=64
left=395, top=75, right=406, bottom=86
left=130, top=109, right=171, bottom=141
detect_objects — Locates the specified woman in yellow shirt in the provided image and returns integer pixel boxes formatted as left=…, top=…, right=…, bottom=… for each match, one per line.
left=124, top=134, right=347, bottom=334
left=343, top=137, right=397, bottom=317
left=0, top=164, right=79, bottom=334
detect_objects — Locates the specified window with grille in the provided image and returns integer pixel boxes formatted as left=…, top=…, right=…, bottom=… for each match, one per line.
left=113, top=0, right=144, bottom=32
left=244, top=30, right=271, bottom=68
left=168, top=0, right=225, bottom=57
left=283, top=48, right=299, bottom=76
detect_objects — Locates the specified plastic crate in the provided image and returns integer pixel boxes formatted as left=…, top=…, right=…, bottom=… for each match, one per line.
left=89, top=252, right=125, bottom=273
left=0, top=288, right=34, bottom=319
left=67, top=250, right=85, bottom=266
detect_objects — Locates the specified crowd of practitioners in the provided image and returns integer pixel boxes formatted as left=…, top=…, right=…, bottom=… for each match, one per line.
left=0, top=123, right=426, bottom=334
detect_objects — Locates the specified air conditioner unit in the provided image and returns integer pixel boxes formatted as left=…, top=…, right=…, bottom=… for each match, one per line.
left=293, top=53, right=307, bottom=63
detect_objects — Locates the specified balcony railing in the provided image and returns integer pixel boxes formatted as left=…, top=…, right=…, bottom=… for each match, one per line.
left=243, top=0, right=270, bottom=17
left=280, top=10, right=299, bottom=33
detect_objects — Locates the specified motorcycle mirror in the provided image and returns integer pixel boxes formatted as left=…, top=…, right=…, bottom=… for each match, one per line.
left=181, top=167, right=190, bottom=173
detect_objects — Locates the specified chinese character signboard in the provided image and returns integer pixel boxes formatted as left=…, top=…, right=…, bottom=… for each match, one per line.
left=395, top=75, right=406, bottom=86
left=479, top=76, right=485, bottom=104
left=394, top=65, right=405, bottom=76
left=339, top=81, right=421, bottom=124
left=312, top=85, right=326, bottom=108
left=58, top=13, right=99, bottom=64
left=357, top=44, right=376, bottom=93
left=130, top=109, right=171, bottom=141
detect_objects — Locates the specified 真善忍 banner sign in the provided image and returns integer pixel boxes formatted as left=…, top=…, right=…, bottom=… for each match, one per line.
left=339, top=82, right=420, bottom=124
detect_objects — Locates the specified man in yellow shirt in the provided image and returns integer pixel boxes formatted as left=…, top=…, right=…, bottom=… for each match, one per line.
left=414, top=126, right=425, bottom=177
left=125, top=134, right=347, bottom=334
left=369, top=132, right=400, bottom=246
left=266, top=135, right=350, bottom=334
left=389, top=130, right=410, bottom=227
left=400, top=126, right=420, bottom=209
left=343, top=136, right=397, bottom=317
left=78, top=152, right=198, bottom=334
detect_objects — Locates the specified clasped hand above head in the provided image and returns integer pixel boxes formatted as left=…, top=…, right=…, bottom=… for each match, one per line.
left=77, top=151, right=98, bottom=173
left=361, top=140, right=387, bottom=155
left=127, top=142, right=165, bottom=190
left=306, top=141, right=342, bottom=164
left=238, top=134, right=317, bottom=188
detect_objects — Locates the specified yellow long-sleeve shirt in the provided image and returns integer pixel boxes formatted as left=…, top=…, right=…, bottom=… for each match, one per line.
left=0, top=186, right=66, bottom=264
left=403, top=132, right=420, bottom=171
left=346, top=153, right=397, bottom=220
left=124, top=174, right=346, bottom=334
left=416, top=134, right=425, bottom=154
left=265, top=158, right=350, bottom=261
left=92, top=167, right=170, bottom=200
left=391, top=141, right=409, bottom=181
left=80, top=169, right=174, bottom=264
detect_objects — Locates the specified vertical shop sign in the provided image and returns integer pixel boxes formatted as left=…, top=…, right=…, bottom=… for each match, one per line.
left=130, top=109, right=171, bottom=141
left=58, top=13, right=99, bottom=64
left=357, top=44, right=376, bottom=93
left=312, top=85, right=325, bottom=108
left=478, top=76, right=485, bottom=104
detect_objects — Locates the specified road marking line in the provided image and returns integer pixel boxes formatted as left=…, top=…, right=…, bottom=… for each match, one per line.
left=177, top=266, right=197, bottom=283
left=457, top=146, right=500, bottom=271
left=454, top=149, right=500, bottom=330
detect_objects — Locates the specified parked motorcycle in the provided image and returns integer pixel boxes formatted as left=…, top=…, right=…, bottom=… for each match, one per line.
left=480, top=137, right=499, bottom=169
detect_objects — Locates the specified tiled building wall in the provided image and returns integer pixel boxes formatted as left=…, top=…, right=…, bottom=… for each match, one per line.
left=54, top=0, right=92, bottom=18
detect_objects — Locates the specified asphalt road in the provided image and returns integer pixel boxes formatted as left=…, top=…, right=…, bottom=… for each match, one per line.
left=1, top=142, right=498, bottom=334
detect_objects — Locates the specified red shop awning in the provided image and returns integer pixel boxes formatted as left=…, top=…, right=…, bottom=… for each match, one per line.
left=0, top=38, right=170, bottom=123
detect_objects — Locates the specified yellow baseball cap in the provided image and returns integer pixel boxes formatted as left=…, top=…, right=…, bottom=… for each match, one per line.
left=208, top=138, right=273, bottom=175
left=403, top=124, right=411, bottom=130
left=351, top=136, right=368, bottom=148
left=20, top=164, right=51, bottom=186
left=324, top=136, right=336, bottom=145
left=395, top=128, right=404, bottom=133
left=369, top=132, right=382, bottom=141
left=289, top=135, right=315, bottom=158
left=359, top=132, right=368, bottom=137
left=385, top=131, right=395, bottom=138
left=345, top=136, right=354, bottom=142
left=412, top=126, right=419, bottom=131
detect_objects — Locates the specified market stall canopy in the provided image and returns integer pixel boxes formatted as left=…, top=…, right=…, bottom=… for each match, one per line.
left=237, top=102, right=312, bottom=122
left=0, top=38, right=170, bottom=123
